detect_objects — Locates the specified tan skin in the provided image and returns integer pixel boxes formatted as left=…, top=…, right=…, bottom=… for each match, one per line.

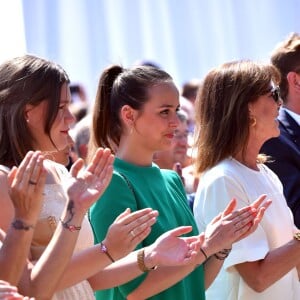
left=153, top=118, right=199, bottom=192
left=52, top=134, right=74, bottom=166
left=0, top=83, right=157, bottom=298
left=154, top=120, right=189, bottom=169
left=0, top=279, right=33, bottom=300
left=0, top=83, right=211, bottom=299
left=0, top=151, right=46, bottom=292
left=114, top=82, right=270, bottom=299
left=232, top=89, right=300, bottom=292
left=285, top=71, right=300, bottom=114
left=0, top=152, right=45, bottom=300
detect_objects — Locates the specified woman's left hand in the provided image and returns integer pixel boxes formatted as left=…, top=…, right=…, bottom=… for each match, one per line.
left=65, top=148, right=114, bottom=214
left=203, top=195, right=271, bottom=255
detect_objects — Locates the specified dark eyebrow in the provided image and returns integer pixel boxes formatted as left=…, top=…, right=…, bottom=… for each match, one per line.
left=158, top=104, right=180, bottom=109
left=60, top=99, right=71, bottom=104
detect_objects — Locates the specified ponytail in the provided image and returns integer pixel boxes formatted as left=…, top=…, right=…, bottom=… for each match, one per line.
left=91, top=65, right=123, bottom=154
left=90, top=64, right=172, bottom=160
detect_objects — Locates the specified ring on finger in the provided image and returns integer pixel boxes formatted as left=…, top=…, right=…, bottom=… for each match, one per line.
left=29, top=179, right=37, bottom=185
left=130, top=230, right=135, bottom=238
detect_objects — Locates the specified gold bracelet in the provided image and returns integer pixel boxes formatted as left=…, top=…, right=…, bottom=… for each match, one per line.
left=137, top=249, right=157, bottom=272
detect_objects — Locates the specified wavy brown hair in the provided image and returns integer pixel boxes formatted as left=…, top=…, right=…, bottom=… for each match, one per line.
left=194, top=60, right=280, bottom=174
left=0, top=54, right=69, bottom=167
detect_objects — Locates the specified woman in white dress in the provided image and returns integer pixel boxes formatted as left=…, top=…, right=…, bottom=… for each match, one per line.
left=193, top=60, right=300, bottom=300
left=0, top=55, right=204, bottom=299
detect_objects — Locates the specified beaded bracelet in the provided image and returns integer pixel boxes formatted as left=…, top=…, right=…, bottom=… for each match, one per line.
left=59, top=218, right=81, bottom=232
left=214, top=248, right=232, bottom=260
left=100, top=242, right=115, bottom=262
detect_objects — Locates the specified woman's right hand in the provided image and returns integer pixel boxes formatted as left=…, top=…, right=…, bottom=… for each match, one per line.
left=7, top=151, right=46, bottom=225
left=102, top=208, right=159, bottom=260
left=0, top=280, right=34, bottom=300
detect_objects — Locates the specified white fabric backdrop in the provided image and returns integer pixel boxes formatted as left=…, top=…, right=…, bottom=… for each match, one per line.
left=1, top=0, right=300, bottom=101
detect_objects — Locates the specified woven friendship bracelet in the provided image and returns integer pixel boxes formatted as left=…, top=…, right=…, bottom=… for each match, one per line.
left=59, top=218, right=81, bottom=232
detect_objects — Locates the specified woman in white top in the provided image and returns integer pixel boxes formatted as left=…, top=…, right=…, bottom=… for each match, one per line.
left=193, top=60, right=300, bottom=300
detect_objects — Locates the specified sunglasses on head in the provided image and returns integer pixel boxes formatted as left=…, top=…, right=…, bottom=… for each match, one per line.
left=270, top=86, right=281, bottom=103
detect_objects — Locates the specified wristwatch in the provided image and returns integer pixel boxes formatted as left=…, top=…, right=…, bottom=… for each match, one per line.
left=294, top=232, right=300, bottom=241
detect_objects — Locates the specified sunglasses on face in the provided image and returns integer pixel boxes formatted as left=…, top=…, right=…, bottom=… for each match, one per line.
left=270, top=86, right=281, bottom=103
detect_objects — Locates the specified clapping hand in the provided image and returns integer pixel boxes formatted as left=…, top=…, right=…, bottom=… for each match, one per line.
left=7, top=151, right=46, bottom=225
left=145, top=226, right=204, bottom=267
left=0, top=280, right=34, bottom=300
left=65, top=148, right=114, bottom=213
left=203, top=195, right=271, bottom=255
left=235, top=194, right=272, bottom=241
left=102, top=208, right=159, bottom=261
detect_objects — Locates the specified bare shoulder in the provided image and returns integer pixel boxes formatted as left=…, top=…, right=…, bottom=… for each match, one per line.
left=0, top=170, right=15, bottom=232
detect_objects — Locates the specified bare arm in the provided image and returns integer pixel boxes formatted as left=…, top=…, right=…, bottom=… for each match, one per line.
left=128, top=196, right=270, bottom=299
left=203, top=195, right=271, bottom=289
left=236, top=239, right=300, bottom=292
left=0, top=151, right=46, bottom=285
left=20, top=148, right=114, bottom=298
left=0, top=280, right=33, bottom=300
left=53, top=207, right=159, bottom=290
left=88, top=226, right=202, bottom=291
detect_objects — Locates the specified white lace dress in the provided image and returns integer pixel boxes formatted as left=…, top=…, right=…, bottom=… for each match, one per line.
left=1, top=162, right=95, bottom=300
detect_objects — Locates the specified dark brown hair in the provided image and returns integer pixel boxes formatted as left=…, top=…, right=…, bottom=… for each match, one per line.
left=90, top=64, right=173, bottom=154
left=0, top=54, right=70, bottom=167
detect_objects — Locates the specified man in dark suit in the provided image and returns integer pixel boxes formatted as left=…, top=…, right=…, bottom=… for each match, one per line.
left=261, top=33, right=300, bottom=228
